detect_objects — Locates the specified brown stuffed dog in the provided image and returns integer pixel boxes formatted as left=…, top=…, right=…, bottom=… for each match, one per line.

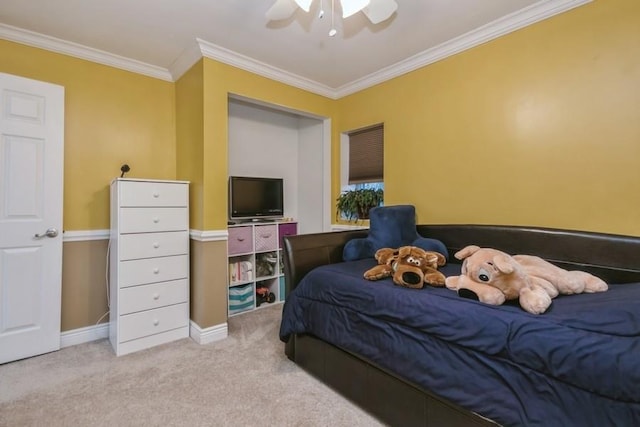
left=364, top=246, right=446, bottom=288
left=445, top=245, right=608, bottom=314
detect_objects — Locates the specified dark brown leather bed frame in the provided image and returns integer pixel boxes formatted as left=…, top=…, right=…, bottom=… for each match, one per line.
left=282, top=225, right=640, bottom=427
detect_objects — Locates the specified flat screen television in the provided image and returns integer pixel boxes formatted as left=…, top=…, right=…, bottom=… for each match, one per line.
left=228, top=176, right=284, bottom=222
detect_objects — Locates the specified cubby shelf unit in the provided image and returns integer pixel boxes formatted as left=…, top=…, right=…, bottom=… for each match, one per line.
left=227, top=222, right=297, bottom=316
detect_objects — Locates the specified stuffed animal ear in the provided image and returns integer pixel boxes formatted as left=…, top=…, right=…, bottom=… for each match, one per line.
left=397, top=246, right=412, bottom=258
left=374, top=248, right=399, bottom=265
left=493, top=254, right=516, bottom=274
left=454, top=245, right=481, bottom=260
left=409, top=246, right=427, bottom=257
left=431, top=251, right=446, bottom=267
left=419, top=251, right=444, bottom=268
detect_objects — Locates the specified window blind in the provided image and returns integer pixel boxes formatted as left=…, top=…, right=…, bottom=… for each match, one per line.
left=348, top=124, right=383, bottom=184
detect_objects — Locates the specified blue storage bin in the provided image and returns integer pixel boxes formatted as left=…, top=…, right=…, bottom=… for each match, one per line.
left=229, top=284, right=254, bottom=314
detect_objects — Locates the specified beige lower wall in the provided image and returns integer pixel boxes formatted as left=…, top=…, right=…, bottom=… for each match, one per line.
left=190, top=239, right=229, bottom=328
left=61, top=237, right=228, bottom=333
left=61, top=239, right=109, bottom=331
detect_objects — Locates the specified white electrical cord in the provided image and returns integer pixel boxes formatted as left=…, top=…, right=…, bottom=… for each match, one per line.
left=95, top=237, right=111, bottom=325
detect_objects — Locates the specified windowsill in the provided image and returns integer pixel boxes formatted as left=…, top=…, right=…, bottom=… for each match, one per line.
left=331, top=221, right=370, bottom=231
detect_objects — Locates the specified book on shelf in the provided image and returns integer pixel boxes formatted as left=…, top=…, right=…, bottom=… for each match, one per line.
left=229, top=261, right=253, bottom=283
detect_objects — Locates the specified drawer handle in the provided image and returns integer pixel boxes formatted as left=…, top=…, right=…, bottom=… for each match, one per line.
left=153, top=268, right=160, bottom=274
left=153, top=242, right=160, bottom=248
left=237, top=237, right=245, bottom=242
left=153, top=217, right=160, bottom=223
left=153, top=319, right=160, bottom=326
left=153, top=293, right=160, bottom=300
left=260, top=233, right=272, bottom=238
left=153, top=192, right=160, bottom=198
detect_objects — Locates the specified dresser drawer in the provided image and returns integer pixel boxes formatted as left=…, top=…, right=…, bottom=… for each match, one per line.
left=119, top=181, right=188, bottom=207
left=119, top=279, right=188, bottom=315
left=118, top=302, right=188, bottom=343
left=255, top=224, right=277, bottom=252
left=228, top=226, right=253, bottom=255
left=119, top=207, right=188, bottom=233
left=119, top=231, right=189, bottom=260
left=118, top=255, right=188, bottom=288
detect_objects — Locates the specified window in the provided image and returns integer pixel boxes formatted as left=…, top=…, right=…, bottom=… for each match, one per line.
left=338, top=124, right=384, bottom=220
left=348, top=124, right=383, bottom=186
left=341, top=123, right=384, bottom=192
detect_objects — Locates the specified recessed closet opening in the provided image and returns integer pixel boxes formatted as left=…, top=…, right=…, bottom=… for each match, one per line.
left=227, top=95, right=330, bottom=234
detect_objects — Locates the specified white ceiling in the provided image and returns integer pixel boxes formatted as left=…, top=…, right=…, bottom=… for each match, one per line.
left=0, top=0, right=589, bottom=98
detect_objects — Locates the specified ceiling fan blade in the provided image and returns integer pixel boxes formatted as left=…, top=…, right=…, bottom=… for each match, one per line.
left=362, top=0, right=398, bottom=24
left=266, top=0, right=298, bottom=20
left=294, top=0, right=314, bottom=13
left=340, top=0, right=371, bottom=18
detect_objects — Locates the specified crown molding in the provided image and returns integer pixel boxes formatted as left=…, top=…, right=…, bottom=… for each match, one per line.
left=334, top=0, right=592, bottom=98
left=0, top=23, right=173, bottom=82
left=1, top=0, right=591, bottom=98
left=168, top=40, right=203, bottom=81
left=195, top=38, right=336, bottom=99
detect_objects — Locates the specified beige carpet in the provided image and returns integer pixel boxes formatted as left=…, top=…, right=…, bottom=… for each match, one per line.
left=0, top=304, right=383, bottom=427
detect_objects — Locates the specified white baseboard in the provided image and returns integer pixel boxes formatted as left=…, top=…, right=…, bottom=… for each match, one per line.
left=60, top=320, right=228, bottom=348
left=60, top=323, right=109, bottom=348
left=189, top=320, right=228, bottom=345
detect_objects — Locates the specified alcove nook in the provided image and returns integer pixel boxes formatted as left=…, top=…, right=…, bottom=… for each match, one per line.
left=227, top=95, right=330, bottom=234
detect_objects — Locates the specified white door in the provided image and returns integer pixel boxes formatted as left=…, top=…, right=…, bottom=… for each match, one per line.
left=0, top=72, right=64, bottom=364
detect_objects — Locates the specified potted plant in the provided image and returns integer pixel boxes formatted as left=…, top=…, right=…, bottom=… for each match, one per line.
left=336, top=188, right=384, bottom=221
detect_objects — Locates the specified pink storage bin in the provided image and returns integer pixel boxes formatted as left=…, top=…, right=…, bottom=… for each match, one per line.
left=228, top=226, right=253, bottom=255
left=255, top=224, right=277, bottom=252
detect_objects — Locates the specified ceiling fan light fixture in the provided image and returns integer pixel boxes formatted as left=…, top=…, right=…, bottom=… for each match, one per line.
left=266, top=0, right=397, bottom=33
left=340, top=0, right=371, bottom=18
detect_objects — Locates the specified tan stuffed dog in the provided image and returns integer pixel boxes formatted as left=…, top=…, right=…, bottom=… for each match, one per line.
left=364, top=246, right=446, bottom=288
left=445, top=245, right=608, bottom=314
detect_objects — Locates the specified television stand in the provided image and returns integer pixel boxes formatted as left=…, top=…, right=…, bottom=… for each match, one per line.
left=230, top=218, right=278, bottom=224
left=227, top=221, right=298, bottom=316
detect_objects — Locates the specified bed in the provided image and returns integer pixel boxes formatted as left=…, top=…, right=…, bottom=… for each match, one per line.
left=279, top=225, right=640, bottom=427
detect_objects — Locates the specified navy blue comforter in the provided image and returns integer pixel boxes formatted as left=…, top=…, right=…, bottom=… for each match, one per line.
left=279, top=259, right=640, bottom=427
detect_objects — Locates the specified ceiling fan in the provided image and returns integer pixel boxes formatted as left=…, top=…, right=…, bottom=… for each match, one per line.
left=266, top=0, right=398, bottom=25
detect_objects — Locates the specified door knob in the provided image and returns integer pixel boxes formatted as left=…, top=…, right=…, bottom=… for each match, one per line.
left=34, top=228, right=59, bottom=238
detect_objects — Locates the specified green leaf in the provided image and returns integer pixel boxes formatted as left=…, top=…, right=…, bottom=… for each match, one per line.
left=336, top=188, right=384, bottom=221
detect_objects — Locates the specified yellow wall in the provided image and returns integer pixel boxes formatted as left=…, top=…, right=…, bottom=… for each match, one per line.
left=176, top=60, right=205, bottom=229
left=174, top=59, right=334, bottom=327
left=199, top=59, right=334, bottom=230
left=177, top=58, right=334, bottom=230
left=336, top=0, right=640, bottom=236
left=1, top=0, right=638, bottom=333
left=5, top=1, right=635, bottom=236
left=0, top=39, right=176, bottom=231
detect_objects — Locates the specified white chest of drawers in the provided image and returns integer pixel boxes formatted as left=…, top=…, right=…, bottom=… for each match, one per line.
left=109, top=178, right=190, bottom=356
